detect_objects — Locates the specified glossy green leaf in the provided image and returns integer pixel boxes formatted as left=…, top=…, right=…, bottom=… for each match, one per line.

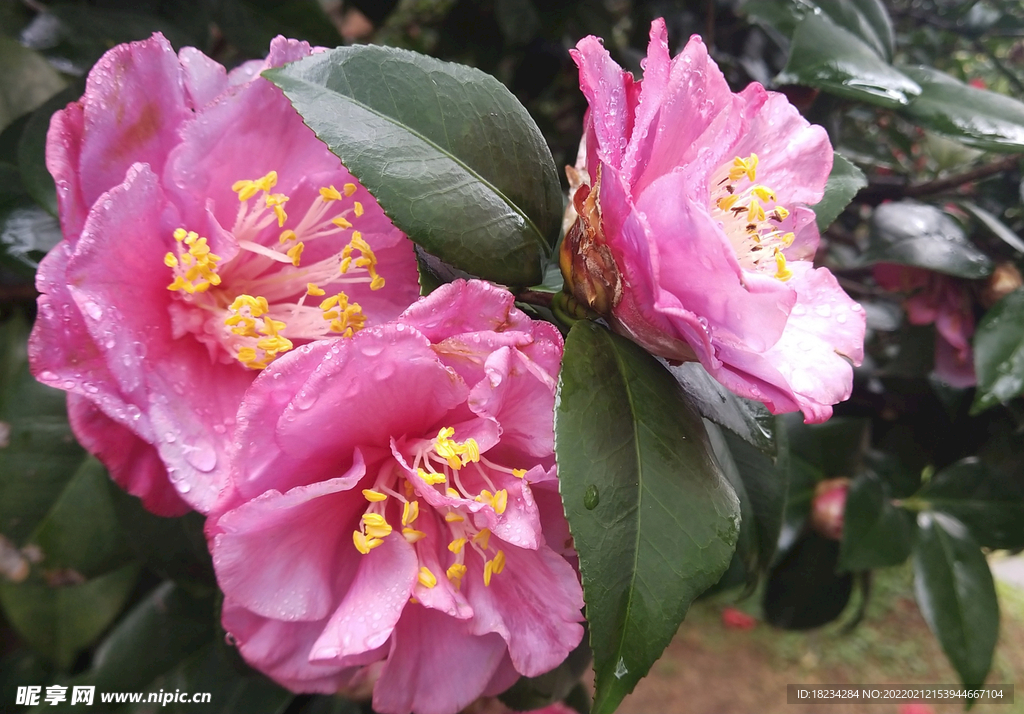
left=554, top=322, right=739, bottom=714
left=838, top=471, right=915, bottom=571
left=972, top=288, right=1024, bottom=413
left=810, top=153, right=866, bottom=232
left=28, top=458, right=134, bottom=578
left=669, top=362, right=775, bottom=454
left=778, top=454, right=824, bottom=553
left=776, top=14, right=919, bottom=108
left=863, top=201, right=993, bottom=279
left=815, top=0, right=894, bottom=61
left=900, top=66, right=1024, bottom=153
left=724, top=429, right=788, bottom=577
left=961, top=202, right=1024, bottom=254
left=916, top=458, right=1024, bottom=550
left=266, top=45, right=561, bottom=286
left=0, top=37, right=66, bottom=133
left=0, top=563, right=139, bottom=669
left=913, top=513, right=998, bottom=693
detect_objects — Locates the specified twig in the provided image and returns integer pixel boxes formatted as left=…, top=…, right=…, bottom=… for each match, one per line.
left=514, top=289, right=555, bottom=308
left=905, top=155, right=1021, bottom=196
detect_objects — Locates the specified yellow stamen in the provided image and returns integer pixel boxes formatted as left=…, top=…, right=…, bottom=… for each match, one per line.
left=320, top=185, right=342, bottom=201
left=716, top=194, right=739, bottom=211
left=774, top=250, right=793, bottom=282
left=279, top=229, right=297, bottom=244
left=286, top=242, right=304, bottom=267
left=512, top=469, right=527, bottom=479
left=403, top=527, right=426, bottom=544
left=332, top=216, right=352, bottom=229
left=447, top=563, right=467, bottom=585
left=353, top=531, right=382, bottom=554
left=402, top=500, right=419, bottom=526
left=445, top=512, right=465, bottom=523
left=362, top=489, right=388, bottom=502
left=448, top=538, right=467, bottom=554
left=492, top=489, right=508, bottom=515
left=417, top=468, right=446, bottom=486
left=307, top=283, right=325, bottom=296
left=446, top=487, right=460, bottom=498
left=491, top=549, right=506, bottom=575
left=353, top=201, right=364, bottom=217
left=343, top=183, right=357, bottom=197
left=483, top=559, right=494, bottom=586
left=473, top=528, right=491, bottom=550
left=164, top=252, right=179, bottom=268
left=418, top=567, right=437, bottom=588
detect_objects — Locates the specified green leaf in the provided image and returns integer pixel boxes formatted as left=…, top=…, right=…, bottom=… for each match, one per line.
left=960, top=202, right=1024, bottom=254
left=900, top=66, right=1024, bottom=153
left=0, top=563, right=139, bottom=669
left=0, top=316, right=86, bottom=545
left=913, top=513, right=998, bottom=693
left=838, top=471, right=915, bottom=571
left=266, top=45, right=561, bottom=286
left=810, top=153, right=866, bottom=231
left=668, top=362, right=776, bottom=455
left=785, top=414, right=868, bottom=477
left=0, top=37, right=66, bottom=133
left=972, top=288, right=1024, bottom=413
left=814, top=0, right=895, bottom=61
left=779, top=454, right=824, bottom=553
left=28, top=457, right=134, bottom=578
left=776, top=13, right=920, bottom=108
left=863, top=201, right=993, bottom=279
left=724, top=429, right=788, bottom=578
left=106, top=480, right=215, bottom=589
left=763, top=531, right=853, bottom=629
left=18, top=88, right=79, bottom=217
left=554, top=322, right=740, bottom=714
left=86, top=582, right=214, bottom=692
left=916, top=458, right=1024, bottom=550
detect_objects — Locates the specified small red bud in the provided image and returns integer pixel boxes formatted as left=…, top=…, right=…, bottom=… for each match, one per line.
left=810, top=478, right=850, bottom=540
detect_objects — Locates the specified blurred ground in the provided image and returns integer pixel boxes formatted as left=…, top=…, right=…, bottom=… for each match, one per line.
left=586, top=558, right=1024, bottom=714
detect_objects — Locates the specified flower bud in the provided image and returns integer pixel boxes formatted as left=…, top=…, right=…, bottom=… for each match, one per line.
left=810, top=477, right=850, bottom=541
left=982, top=262, right=1023, bottom=308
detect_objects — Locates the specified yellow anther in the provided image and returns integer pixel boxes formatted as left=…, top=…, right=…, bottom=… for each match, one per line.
left=370, top=275, right=385, bottom=290
left=402, top=500, right=419, bottom=526
left=366, top=523, right=393, bottom=538
left=320, top=185, right=343, bottom=201
left=752, top=185, right=776, bottom=203
left=476, top=489, right=493, bottom=504
left=483, top=559, right=494, bottom=587
left=362, top=513, right=387, bottom=527
left=307, top=283, right=325, bottom=296
left=444, top=511, right=465, bottom=523
left=167, top=276, right=188, bottom=292
left=773, top=206, right=791, bottom=221
left=229, top=295, right=270, bottom=317
left=164, top=252, right=179, bottom=268
left=512, top=469, right=527, bottom=479
left=781, top=232, right=795, bottom=247
left=286, top=242, right=304, bottom=267
left=173, top=228, right=187, bottom=241
left=418, top=567, right=437, bottom=589
left=417, top=468, right=446, bottom=486
left=319, top=295, right=340, bottom=311
left=448, top=538, right=467, bottom=554
left=491, top=549, right=506, bottom=575
left=446, top=487, right=460, bottom=498
left=446, top=563, right=467, bottom=584
left=257, top=171, right=278, bottom=191
left=273, top=205, right=287, bottom=227
left=460, top=438, right=480, bottom=465
left=404, top=481, right=415, bottom=498
left=774, top=250, right=793, bottom=282
left=473, top=528, right=491, bottom=550
left=403, top=527, right=426, bottom=544
left=353, top=531, right=382, bottom=554
left=746, top=153, right=759, bottom=180
left=279, top=230, right=297, bottom=244
left=491, top=489, right=508, bottom=516
left=353, top=201, right=364, bottom=217
left=747, top=199, right=766, bottom=223
left=362, top=489, right=388, bottom=502
left=332, top=216, right=352, bottom=229
left=438, top=427, right=455, bottom=440
left=343, top=183, right=357, bottom=197
left=716, top=194, right=739, bottom=211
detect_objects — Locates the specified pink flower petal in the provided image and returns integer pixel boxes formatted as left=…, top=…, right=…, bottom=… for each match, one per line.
left=310, top=534, right=418, bottom=661
left=569, top=36, right=635, bottom=172
left=374, top=606, right=509, bottom=714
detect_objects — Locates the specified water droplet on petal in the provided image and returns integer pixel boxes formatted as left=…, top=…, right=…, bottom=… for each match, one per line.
left=293, top=389, right=319, bottom=411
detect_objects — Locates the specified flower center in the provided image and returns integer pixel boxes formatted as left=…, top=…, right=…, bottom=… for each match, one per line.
left=708, top=154, right=796, bottom=282
left=352, top=427, right=530, bottom=591
left=164, top=171, right=386, bottom=370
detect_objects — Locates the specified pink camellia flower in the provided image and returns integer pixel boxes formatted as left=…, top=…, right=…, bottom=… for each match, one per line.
left=208, top=280, right=584, bottom=714
left=562, top=19, right=865, bottom=423
left=874, top=264, right=975, bottom=387
left=810, top=477, right=850, bottom=541
left=29, top=34, right=420, bottom=515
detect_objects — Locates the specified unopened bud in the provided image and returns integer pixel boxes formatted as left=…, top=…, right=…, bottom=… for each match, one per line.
left=981, top=262, right=1023, bottom=308
left=810, top=478, right=850, bottom=541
